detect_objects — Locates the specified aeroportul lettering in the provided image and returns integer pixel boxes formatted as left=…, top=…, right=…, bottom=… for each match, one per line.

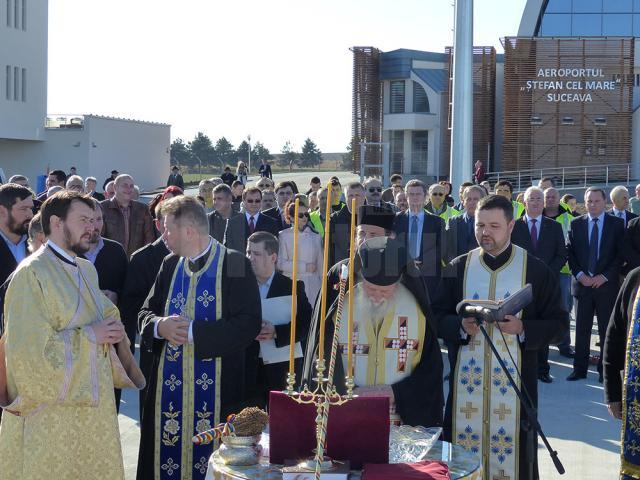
left=537, top=68, right=605, bottom=78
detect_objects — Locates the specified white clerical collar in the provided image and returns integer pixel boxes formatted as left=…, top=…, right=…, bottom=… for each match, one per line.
left=47, top=239, right=77, bottom=264
left=484, top=241, right=511, bottom=259
left=190, top=237, right=213, bottom=262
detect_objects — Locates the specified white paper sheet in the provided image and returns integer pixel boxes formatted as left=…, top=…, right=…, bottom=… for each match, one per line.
left=259, top=295, right=303, bottom=365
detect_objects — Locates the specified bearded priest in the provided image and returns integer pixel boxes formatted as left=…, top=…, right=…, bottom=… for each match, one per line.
left=433, top=194, right=568, bottom=480
left=136, top=195, right=261, bottom=480
left=306, top=234, right=444, bottom=427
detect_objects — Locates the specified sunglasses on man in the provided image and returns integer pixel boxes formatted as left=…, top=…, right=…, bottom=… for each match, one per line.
left=368, top=187, right=382, bottom=193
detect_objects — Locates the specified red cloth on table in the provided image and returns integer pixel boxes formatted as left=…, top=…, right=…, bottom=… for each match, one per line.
left=362, top=461, right=450, bottom=480
left=268, top=391, right=390, bottom=469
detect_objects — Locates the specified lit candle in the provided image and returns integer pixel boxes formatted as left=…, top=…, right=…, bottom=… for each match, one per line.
left=289, top=198, right=300, bottom=376
left=318, top=187, right=332, bottom=362
left=347, top=197, right=356, bottom=377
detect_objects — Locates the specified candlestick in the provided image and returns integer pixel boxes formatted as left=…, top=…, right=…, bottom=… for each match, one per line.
left=289, top=198, right=300, bottom=377
left=347, top=197, right=356, bottom=378
left=318, top=187, right=332, bottom=362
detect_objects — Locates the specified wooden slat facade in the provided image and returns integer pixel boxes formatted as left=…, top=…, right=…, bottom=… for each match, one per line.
left=502, top=37, right=634, bottom=176
left=442, top=46, right=497, bottom=172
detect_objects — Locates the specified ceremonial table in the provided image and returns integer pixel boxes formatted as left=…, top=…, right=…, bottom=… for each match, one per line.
left=205, top=439, right=482, bottom=480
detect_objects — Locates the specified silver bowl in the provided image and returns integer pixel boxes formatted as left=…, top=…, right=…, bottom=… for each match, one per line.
left=218, top=434, right=263, bottom=466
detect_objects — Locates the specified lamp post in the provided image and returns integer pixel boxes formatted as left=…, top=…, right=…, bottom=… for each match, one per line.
left=247, top=134, right=252, bottom=175
left=193, top=154, right=202, bottom=179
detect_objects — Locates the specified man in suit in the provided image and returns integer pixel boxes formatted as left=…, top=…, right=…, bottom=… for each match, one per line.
left=394, top=179, right=446, bottom=299
left=567, top=187, right=625, bottom=382
left=262, top=181, right=295, bottom=231
left=207, top=184, right=240, bottom=244
left=225, top=186, right=278, bottom=253
left=0, top=183, right=33, bottom=286
left=37, top=169, right=67, bottom=201
left=511, top=186, right=567, bottom=383
left=120, top=205, right=170, bottom=418
left=328, top=182, right=366, bottom=265
left=166, top=165, right=184, bottom=190
left=446, top=184, right=485, bottom=261
left=609, top=185, right=638, bottom=228
left=100, top=174, right=155, bottom=257
left=245, top=231, right=312, bottom=407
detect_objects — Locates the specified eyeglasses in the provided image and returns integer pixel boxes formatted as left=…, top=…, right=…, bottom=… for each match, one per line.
left=245, top=199, right=261, bottom=204
left=368, top=187, right=382, bottom=193
left=298, top=212, right=310, bottom=219
left=431, top=192, right=444, bottom=197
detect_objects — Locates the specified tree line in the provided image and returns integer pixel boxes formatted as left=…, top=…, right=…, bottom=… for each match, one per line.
left=170, top=133, right=325, bottom=171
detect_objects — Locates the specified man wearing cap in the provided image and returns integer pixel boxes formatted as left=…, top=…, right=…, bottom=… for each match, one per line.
left=303, top=206, right=443, bottom=427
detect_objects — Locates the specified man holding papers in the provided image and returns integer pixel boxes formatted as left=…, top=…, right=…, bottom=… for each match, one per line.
left=246, top=231, right=313, bottom=407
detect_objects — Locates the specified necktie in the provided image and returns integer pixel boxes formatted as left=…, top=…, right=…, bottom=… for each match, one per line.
left=409, top=215, right=419, bottom=259
left=530, top=218, right=538, bottom=251
left=249, top=216, right=256, bottom=234
left=618, top=211, right=625, bottom=226
left=588, top=217, right=599, bottom=275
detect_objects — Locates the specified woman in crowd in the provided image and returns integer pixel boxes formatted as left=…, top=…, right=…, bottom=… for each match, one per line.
left=439, top=180, right=456, bottom=208
left=277, top=195, right=323, bottom=303
left=236, top=161, right=248, bottom=185
left=148, top=185, right=183, bottom=219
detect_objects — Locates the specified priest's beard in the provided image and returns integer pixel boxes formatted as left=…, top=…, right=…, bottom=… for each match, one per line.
left=8, top=212, right=29, bottom=236
left=63, top=224, right=91, bottom=255
left=359, top=294, right=394, bottom=331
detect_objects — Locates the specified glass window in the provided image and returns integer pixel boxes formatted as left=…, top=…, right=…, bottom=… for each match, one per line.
left=21, top=0, right=25, bottom=30
left=635, top=0, right=640, bottom=11
left=6, top=0, right=11, bottom=27
left=13, top=66, right=18, bottom=101
left=5, top=65, right=10, bottom=100
left=572, top=13, right=602, bottom=35
left=390, top=81, right=405, bottom=114
left=540, top=13, right=572, bottom=35
left=603, top=0, right=632, bottom=11
left=13, top=0, right=17, bottom=29
left=603, top=13, right=632, bottom=34
left=411, top=131, right=428, bottom=175
left=21, top=68, right=25, bottom=102
left=634, top=13, right=640, bottom=34
left=413, top=81, right=429, bottom=113
left=573, top=0, right=602, bottom=12
left=390, top=130, right=404, bottom=175
left=546, top=0, right=572, bottom=12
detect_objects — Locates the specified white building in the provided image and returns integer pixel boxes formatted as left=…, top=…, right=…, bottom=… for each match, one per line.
left=0, top=0, right=170, bottom=192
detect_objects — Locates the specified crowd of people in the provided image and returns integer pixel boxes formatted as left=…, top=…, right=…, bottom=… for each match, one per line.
left=0, top=165, right=639, bottom=479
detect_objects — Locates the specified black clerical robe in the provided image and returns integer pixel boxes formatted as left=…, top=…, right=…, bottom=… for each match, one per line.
left=120, top=237, right=170, bottom=418
left=432, top=244, right=568, bottom=480
left=303, top=258, right=444, bottom=428
left=136, top=241, right=261, bottom=480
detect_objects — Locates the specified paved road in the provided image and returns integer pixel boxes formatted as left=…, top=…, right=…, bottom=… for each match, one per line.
left=120, top=325, right=621, bottom=479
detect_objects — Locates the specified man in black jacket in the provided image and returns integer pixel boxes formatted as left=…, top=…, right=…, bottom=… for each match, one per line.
left=567, top=187, right=625, bottom=382
left=511, top=186, right=567, bottom=383
left=121, top=206, right=170, bottom=418
left=262, top=181, right=295, bottom=231
left=328, top=182, right=366, bottom=265
left=166, top=166, right=184, bottom=190
left=445, top=184, right=485, bottom=261
left=245, top=231, right=312, bottom=407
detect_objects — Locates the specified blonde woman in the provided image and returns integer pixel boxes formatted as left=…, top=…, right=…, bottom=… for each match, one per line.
left=277, top=196, right=323, bottom=303
left=236, top=161, right=248, bottom=185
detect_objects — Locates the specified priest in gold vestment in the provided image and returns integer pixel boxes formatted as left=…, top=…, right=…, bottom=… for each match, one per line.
left=433, top=195, right=567, bottom=480
left=0, top=192, right=129, bottom=479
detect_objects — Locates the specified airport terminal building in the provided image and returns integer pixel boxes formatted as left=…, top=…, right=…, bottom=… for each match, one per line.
left=352, top=0, right=640, bottom=186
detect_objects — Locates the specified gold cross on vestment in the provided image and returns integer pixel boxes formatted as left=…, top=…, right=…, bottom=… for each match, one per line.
left=493, top=403, right=512, bottom=421
left=383, top=316, right=419, bottom=372
left=460, top=401, right=479, bottom=419
left=630, top=376, right=640, bottom=394
left=493, top=470, right=510, bottom=480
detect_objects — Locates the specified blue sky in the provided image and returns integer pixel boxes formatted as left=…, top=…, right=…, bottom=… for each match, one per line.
left=48, top=0, right=528, bottom=152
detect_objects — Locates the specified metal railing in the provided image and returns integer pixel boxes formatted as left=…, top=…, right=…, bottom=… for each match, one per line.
left=486, top=163, right=632, bottom=191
